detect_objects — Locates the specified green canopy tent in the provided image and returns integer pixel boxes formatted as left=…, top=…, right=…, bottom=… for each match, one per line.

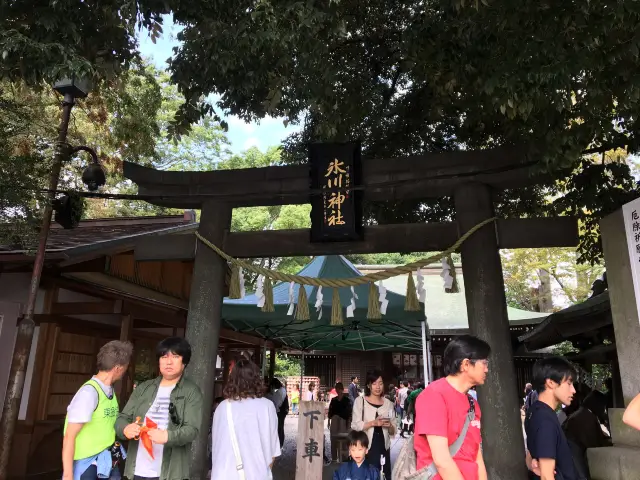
left=222, top=255, right=426, bottom=352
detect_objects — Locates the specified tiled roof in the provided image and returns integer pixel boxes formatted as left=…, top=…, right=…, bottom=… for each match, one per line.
left=0, top=214, right=196, bottom=256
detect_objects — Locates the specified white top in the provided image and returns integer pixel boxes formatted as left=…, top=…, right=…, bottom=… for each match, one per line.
left=351, top=396, right=396, bottom=450
left=303, top=390, right=315, bottom=402
left=135, top=385, right=175, bottom=477
left=66, top=377, right=113, bottom=423
left=397, top=387, right=409, bottom=408
left=211, top=398, right=281, bottom=480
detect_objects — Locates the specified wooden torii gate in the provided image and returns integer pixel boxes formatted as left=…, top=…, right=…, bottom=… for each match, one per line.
left=124, top=145, right=578, bottom=480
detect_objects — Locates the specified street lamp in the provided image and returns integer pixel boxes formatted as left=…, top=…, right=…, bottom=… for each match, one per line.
left=53, top=145, right=106, bottom=229
left=0, top=76, right=99, bottom=476
left=75, top=146, right=107, bottom=192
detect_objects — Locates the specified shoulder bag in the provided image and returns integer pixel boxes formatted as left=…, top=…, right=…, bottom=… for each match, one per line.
left=392, top=395, right=475, bottom=480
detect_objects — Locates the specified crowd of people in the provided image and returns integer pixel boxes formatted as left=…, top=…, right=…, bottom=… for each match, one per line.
left=60, top=334, right=640, bottom=480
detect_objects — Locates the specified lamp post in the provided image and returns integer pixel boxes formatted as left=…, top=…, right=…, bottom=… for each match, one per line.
left=0, top=77, right=103, bottom=477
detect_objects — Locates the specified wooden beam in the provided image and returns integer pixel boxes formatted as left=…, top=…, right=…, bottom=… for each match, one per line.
left=135, top=234, right=196, bottom=261
left=124, top=145, right=549, bottom=208
left=123, top=303, right=186, bottom=328
left=219, top=328, right=277, bottom=348
left=118, top=315, right=134, bottom=404
left=133, top=217, right=578, bottom=260
left=56, top=258, right=107, bottom=273
left=50, top=301, right=116, bottom=315
left=28, top=287, right=58, bottom=422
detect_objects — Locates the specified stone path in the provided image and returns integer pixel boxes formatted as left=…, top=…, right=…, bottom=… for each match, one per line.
left=272, top=416, right=407, bottom=480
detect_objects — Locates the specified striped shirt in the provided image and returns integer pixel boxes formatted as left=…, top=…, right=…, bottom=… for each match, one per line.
left=135, top=385, right=175, bottom=477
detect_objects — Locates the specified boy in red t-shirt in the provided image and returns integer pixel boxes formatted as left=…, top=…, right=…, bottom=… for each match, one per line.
left=414, top=335, right=490, bottom=480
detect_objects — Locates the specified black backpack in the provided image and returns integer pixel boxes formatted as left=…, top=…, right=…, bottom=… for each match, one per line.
left=280, top=394, right=289, bottom=416
left=524, top=390, right=538, bottom=412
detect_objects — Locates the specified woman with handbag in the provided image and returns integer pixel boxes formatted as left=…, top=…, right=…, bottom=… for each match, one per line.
left=210, top=358, right=281, bottom=480
left=351, top=369, right=396, bottom=478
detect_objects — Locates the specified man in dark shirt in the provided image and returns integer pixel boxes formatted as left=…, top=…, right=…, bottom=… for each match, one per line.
left=348, top=376, right=359, bottom=404
left=525, top=356, right=578, bottom=480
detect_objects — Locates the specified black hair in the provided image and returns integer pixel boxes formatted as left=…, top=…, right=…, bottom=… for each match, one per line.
left=582, top=390, right=608, bottom=422
left=351, top=376, right=358, bottom=382
left=347, top=430, right=369, bottom=449
left=364, top=369, right=384, bottom=396
left=402, top=380, right=409, bottom=387
left=532, top=356, right=577, bottom=393
left=335, top=382, right=344, bottom=391
left=443, top=335, right=491, bottom=376
left=270, top=378, right=283, bottom=389
left=156, top=337, right=192, bottom=365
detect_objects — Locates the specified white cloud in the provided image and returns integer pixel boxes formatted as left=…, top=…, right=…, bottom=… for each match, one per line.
left=226, top=115, right=256, bottom=134
left=243, top=137, right=260, bottom=150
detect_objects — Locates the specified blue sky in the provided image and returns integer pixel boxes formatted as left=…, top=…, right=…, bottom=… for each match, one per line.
left=137, top=16, right=300, bottom=154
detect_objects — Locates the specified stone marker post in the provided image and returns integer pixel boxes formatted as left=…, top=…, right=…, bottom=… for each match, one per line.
left=296, top=401, right=325, bottom=480
left=588, top=208, right=640, bottom=480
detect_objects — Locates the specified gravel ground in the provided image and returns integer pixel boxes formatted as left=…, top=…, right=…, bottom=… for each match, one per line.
left=272, top=416, right=407, bottom=480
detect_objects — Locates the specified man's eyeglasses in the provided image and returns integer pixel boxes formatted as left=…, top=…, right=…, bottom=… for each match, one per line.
left=169, top=402, right=181, bottom=425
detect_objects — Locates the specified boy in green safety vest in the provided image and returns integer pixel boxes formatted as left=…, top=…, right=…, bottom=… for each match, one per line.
left=63, top=340, right=134, bottom=480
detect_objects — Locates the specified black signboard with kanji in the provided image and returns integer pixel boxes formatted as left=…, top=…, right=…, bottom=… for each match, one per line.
left=309, top=142, right=363, bottom=243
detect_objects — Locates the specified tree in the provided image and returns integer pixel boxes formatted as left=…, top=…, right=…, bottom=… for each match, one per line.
left=0, top=62, right=164, bottom=246
left=1, top=0, right=167, bottom=86
left=83, top=70, right=232, bottom=219
left=217, top=147, right=312, bottom=287
left=501, top=248, right=605, bottom=311
left=6, top=2, right=640, bottom=263
left=164, top=0, right=640, bottom=264
left=268, top=352, right=302, bottom=379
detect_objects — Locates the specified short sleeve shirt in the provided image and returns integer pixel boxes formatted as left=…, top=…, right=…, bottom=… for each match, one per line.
left=525, top=401, right=577, bottom=480
left=414, top=378, right=482, bottom=480
left=211, top=398, right=281, bottom=480
left=66, top=377, right=113, bottom=423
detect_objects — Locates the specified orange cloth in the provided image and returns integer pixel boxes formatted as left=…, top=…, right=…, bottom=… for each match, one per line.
left=135, top=416, right=158, bottom=459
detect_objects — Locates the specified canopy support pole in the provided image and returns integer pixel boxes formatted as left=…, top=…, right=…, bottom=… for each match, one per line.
left=421, top=318, right=431, bottom=385
left=261, top=343, right=267, bottom=378
left=300, top=352, right=305, bottom=395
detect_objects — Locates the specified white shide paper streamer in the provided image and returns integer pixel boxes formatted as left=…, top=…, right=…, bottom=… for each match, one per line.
left=346, top=286, right=359, bottom=318
left=256, top=275, right=265, bottom=308
left=440, top=257, right=454, bottom=290
left=378, top=281, right=389, bottom=315
left=287, top=281, right=295, bottom=316
left=416, top=268, right=426, bottom=303
left=314, top=286, right=323, bottom=320
left=238, top=267, right=246, bottom=299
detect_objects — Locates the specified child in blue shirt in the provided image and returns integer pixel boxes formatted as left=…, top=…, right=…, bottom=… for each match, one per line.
left=333, top=430, right=380, bottom=480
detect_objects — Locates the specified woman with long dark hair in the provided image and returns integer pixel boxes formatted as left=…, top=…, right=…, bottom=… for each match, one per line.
left=210, top=358, right=280, bottom=479
left=351, top=369, right=395, bottom=478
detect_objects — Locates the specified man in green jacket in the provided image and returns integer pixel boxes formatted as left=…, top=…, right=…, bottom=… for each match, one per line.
left=116, top=337, right=203, bottom=480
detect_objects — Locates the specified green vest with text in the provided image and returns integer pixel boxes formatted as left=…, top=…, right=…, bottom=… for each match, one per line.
left=64, top=379, right=119, bottom=460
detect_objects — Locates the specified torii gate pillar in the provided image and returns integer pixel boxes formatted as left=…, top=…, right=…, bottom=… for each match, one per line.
left=184, top=201, right=232, bottom=480
left=454, top=182, right=528, bottom=480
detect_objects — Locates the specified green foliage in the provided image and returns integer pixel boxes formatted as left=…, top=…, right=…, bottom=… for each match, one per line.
left=501, top=248, right=605, bottom=311
left=164, top=0, right=640, bottom=264
left=271, top=352, right=301, bottom=379
left=1, top=0, right=168, bottom=85
left=5, top=1, right=640, bottom=264
left=0, top=63, right=169, bottom=246
left=168, top=1, right=640, bottom=160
